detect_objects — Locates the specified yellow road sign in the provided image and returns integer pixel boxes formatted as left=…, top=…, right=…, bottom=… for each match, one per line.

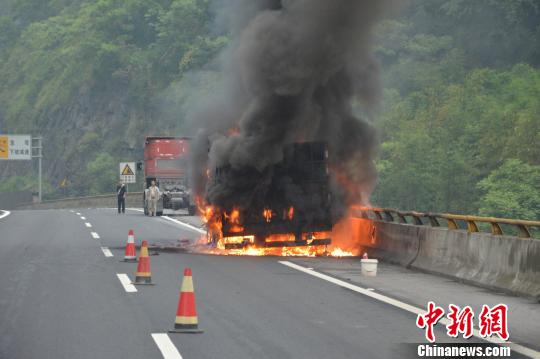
left=0, top=134, right=31, bottom=160
left=0, top=136, right=7, bottom=159
left=121, top=164, right=135, bottom=176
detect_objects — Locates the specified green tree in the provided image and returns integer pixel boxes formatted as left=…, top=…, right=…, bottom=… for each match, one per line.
left=86, top=152, right=117, bottom=195
left=477, top=159, right=540, bottom=220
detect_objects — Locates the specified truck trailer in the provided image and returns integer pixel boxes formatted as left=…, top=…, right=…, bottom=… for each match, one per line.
left=143, top=136, right=196, bottom=216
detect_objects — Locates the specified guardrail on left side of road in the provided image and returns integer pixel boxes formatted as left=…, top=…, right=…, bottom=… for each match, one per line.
left=15, top=192, right=144, bottom=210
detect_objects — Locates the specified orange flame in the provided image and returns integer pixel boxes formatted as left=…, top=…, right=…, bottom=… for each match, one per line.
left=287, top=206, right=294, bottom=220
left=194, top=189, right=370, bottom=257
left=263, top=208, right=272, bottom=223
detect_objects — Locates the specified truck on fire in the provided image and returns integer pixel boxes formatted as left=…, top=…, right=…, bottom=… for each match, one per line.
left=143, top=136, right=196, bottom=216
left=206, top=142, right=334, bottom=249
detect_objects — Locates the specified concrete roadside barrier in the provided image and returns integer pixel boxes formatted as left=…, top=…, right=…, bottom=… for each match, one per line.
left=358, top=219, right=540, bottom=300
left=16, top=192, right=143, bottom=210
left=355, top=219, right=421, bottom=267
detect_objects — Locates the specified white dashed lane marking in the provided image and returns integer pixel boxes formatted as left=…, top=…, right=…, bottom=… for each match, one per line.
left=116, top=274, right=137, bottom=293
left=85, top=222, right=92, bottom=228
left=100, top=247, right=113, bottom=257
left=151, top=333, right=183, bottom=359
left=91, top=232, right=100, bottom=239
left=80, top=216, right=86, bottom=220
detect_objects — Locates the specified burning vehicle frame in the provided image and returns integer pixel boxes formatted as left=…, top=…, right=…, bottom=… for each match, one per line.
left=203, top=142, right=334, bottom=250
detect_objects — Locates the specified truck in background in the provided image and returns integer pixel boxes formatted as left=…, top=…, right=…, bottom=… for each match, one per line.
left=143, top=136, right=196, bottom=216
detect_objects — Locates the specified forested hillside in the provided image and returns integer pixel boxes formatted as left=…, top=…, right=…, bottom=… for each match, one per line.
left=0, top=0, right=538, bottom=219
left=372, top=0, right=540, bottom=218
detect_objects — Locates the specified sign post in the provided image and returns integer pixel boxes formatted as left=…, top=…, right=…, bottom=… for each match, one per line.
left=33, top=137, right=42, bottom=202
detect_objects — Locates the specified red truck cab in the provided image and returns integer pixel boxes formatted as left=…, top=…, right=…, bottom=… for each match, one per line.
left=143, top=136, right=195, bottom=215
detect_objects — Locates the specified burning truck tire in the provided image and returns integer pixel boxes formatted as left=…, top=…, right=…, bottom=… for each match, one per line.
left=205, top=142, right=334, bottom=249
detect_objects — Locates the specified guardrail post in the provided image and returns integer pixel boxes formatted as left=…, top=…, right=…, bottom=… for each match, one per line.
left=428, top=216, right=440, bottom=227
left=490, top=222, right=503, bottom=236
left=411, top=215, right=423, bottom=225
left=467, top=220, right=479, bottom=233
left=397, top=213, right=407, bottom=224
left=374, top=211, right=383, bottom=221
left=517, top=225, right=531, bottom=239
left=383, top=211, right=394, bottom=222
left=446, top=218, right=459, bottom=230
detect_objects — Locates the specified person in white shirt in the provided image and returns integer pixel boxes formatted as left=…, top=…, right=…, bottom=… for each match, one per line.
left=147, top=180, right=160, bottom=216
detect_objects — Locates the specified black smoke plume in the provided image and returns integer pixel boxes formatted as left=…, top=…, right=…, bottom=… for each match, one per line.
left=189, top=0, right=391, bottom=218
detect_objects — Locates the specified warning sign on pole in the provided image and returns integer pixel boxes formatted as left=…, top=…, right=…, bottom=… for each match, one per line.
left=119, top=162, right=136, bottom=183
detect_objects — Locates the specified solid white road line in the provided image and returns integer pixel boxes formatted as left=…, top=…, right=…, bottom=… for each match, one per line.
left=151, top=333, right=183, bottom=359
left=80, top=216, right=86, bottom=220
left=100, top=246, right=113, bottom=257
left=85, top=222, right=92, bottom=228
left=279, top=261, right=539, bottom=359
left=162, top=216, right=206, bottom=234
left=128, top=207, right=205, bottom=235
left=116, top=273, right=137, bottom=293
left=91, top=232, right=100, bottom=239
left=0, top=210, right=11, bottom=219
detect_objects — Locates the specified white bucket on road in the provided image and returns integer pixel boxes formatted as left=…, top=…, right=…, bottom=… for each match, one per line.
left=361, top=259, right=378, bottom=277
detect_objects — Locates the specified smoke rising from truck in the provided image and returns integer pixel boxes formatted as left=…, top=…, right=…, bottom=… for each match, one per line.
left=189, top=0, right=391, bottom=219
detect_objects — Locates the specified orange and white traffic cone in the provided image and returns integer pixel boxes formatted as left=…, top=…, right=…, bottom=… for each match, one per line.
left=134, top=240, right=153, bottom=285
left=122, top=229, right=137, bottom=262
left=169, top=268, right=203, bottom=333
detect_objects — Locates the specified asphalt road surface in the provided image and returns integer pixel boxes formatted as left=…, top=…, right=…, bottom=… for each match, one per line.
left=0, top=209, right=537, bottom=359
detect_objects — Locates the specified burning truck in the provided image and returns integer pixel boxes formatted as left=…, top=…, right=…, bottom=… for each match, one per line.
left=204, top=142, right=334, bottom=249
left=187, top=1, right=387, bottom=256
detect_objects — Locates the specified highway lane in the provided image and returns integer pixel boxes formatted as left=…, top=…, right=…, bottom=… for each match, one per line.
left=0, top=209, right=532, bottom=359
left=0, top=209, right=167, bottom=359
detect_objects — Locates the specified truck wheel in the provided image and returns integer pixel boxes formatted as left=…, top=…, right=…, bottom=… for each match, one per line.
left=188, top=205, right=196, bottom=216
left=156, top=211, right=163, bottom=216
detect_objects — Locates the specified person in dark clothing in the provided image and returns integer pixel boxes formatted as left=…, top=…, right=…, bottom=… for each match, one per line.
left=117, top=182, right=127, bottom=214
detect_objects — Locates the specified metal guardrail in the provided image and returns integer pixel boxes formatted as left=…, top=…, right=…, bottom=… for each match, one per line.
left=38, top=192, right=144, bottom=203
left=14, top=192, right=145, bottom=210
left=352, top=206, right=540, bottom=239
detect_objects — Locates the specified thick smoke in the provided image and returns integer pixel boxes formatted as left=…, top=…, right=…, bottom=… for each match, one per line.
left=190, top=0, right=390, bottom=217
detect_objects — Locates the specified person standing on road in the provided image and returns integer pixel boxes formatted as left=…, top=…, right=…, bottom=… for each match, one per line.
left=147, top=180, right=160, bottom=216
left=117, top=181, right=127, bottom=214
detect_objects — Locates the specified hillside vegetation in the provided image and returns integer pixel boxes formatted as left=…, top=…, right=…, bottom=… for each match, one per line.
left=0, top=0, right=539, bottom=219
